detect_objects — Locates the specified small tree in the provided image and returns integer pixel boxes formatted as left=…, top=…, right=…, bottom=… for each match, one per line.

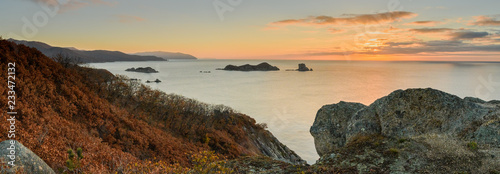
left=65, top=147, right=84, bottom=173
left=53, top=53, right=82, bottom=68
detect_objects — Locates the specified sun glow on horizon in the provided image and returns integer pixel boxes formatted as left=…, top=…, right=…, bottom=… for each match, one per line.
left=2, top=1, right=499, bottom=61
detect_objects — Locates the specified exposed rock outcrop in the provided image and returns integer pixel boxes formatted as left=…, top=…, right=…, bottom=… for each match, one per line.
left=243, top=125, right=307, bottom=165
left=310, top=88, right=500, bottom=173
left=310, top=101, right=366, bottom=156
left=125, top=67, right=159, bottom=73
left=0, top=140, right=55, bottom=174
left=297, top=63, right=312, bottom=71
left=219, top=62, right=280, bottom=71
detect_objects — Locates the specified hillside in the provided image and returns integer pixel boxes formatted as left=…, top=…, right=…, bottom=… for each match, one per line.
left=8, top=39, right=165, bottom=63
left=134, top=51, right=197, bottom=60
left=0, top=39, right=304, bottom=173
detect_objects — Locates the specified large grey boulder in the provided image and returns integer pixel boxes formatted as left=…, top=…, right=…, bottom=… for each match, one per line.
left=0, top=140, right=55, bottom=174
left=311, top=88, right=500, bottom=149
left=310, top=101, right=366, bottom=156
left=346, top=88, right=494, bottom=142
left=310, top=88, right=500, bottom=173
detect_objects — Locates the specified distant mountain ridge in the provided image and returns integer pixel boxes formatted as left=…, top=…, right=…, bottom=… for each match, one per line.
left=7, top=39, right=192, bottom=63
left=134, top=51, right=197, bottom=60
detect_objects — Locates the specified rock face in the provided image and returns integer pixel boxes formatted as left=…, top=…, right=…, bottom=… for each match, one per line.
left=0, top=140, right=55, bottom=174
left=297, top=63, right=311, bottom=71
left=310, top=88, right=500, bottom=173
left=244, top=125, right=307, bottom=165
left=310, top=101, right=366, bottom=156
left=220, top=62, right=279, bottom=71
left=125, top=67, right=159, bottom=73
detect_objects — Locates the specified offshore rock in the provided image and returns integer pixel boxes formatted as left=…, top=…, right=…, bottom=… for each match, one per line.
left=125, top=67, right=159, bottom=73
left=297, top=63, right=311, bottom=71
left=220, top=62, right=280, bottom=71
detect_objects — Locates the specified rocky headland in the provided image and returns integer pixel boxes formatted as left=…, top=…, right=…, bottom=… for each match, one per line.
left=0, top=39, right=304, bottom=173
left=219, top=62, right=280, bottom=71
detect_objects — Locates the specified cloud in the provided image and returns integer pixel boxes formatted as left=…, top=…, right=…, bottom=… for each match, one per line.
left=25, top=0, right=116, bottom=13
left=328, top=28, right=346, bottom=34
left=115, top=15, right=145, bottom=23
left=409, top=28, right=453, bottom=33
left=450, top=31, right=489, bottom=40
left=271, top=11, right=417, bottom=26
left=376, top=39, right=500, bottom=55
left=404, top=20, right=442, bottom=26
left=470, top=16, right=500, bottom=26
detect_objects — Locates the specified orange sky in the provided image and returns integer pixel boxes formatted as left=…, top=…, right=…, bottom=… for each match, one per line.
left=2, top=0, right=500, bottom=61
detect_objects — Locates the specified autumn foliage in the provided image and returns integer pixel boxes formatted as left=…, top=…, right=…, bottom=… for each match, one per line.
left=0, top=39, right=269, bottom=173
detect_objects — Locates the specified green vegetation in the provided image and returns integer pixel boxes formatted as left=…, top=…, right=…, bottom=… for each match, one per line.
left=467, top=141, right=478, bottom=151
left=387, top=148, right=400, bottom=156
left=123, top=151, right=233, bottom=174
left=65, top=148, right=83, bottom=173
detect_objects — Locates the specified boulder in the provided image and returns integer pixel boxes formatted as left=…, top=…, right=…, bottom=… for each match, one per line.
left=345, top=88, right=498, bottom=143
left=0, top=140, right=55, bottom=174
left=310, top=88, right=500, bottom=173
left=311, top=88, right=500, bottom=148
left=310, top=101, right=366, bottom=156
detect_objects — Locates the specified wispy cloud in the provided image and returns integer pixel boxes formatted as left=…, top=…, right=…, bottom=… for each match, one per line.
left=25, top=0, right=116, bottom=13
left=404, top=20, right=442, bottom=26
left=450, top=31, right=489, bottom=40
left=409, top=28, right=453, bottom=33
left=470, top=15, right=500, bottom=26
left=271, top=11, right=417, bottom=26
left=328, top=28, right=346, bottom=34
left=115, top=15, right=145, bottom=23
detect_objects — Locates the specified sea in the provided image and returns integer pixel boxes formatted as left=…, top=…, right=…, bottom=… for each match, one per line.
left=89, top=60, right=500, bottom=164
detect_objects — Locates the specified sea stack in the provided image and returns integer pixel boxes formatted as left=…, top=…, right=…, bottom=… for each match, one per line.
left=297, top=63, right=312, bottom=71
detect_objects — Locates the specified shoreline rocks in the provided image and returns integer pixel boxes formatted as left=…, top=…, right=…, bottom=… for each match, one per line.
left=218, top=62, right=280, bottom=71
left=125, top=67, right=158, bottom=73
left=146, top=79, right=162, bottom=83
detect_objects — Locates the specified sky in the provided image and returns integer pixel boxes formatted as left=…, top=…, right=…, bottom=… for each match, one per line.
left=1, top=0, right=500, bottom=61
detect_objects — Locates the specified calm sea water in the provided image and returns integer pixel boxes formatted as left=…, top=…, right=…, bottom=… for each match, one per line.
left=89, top=60, right=500, bottom=164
